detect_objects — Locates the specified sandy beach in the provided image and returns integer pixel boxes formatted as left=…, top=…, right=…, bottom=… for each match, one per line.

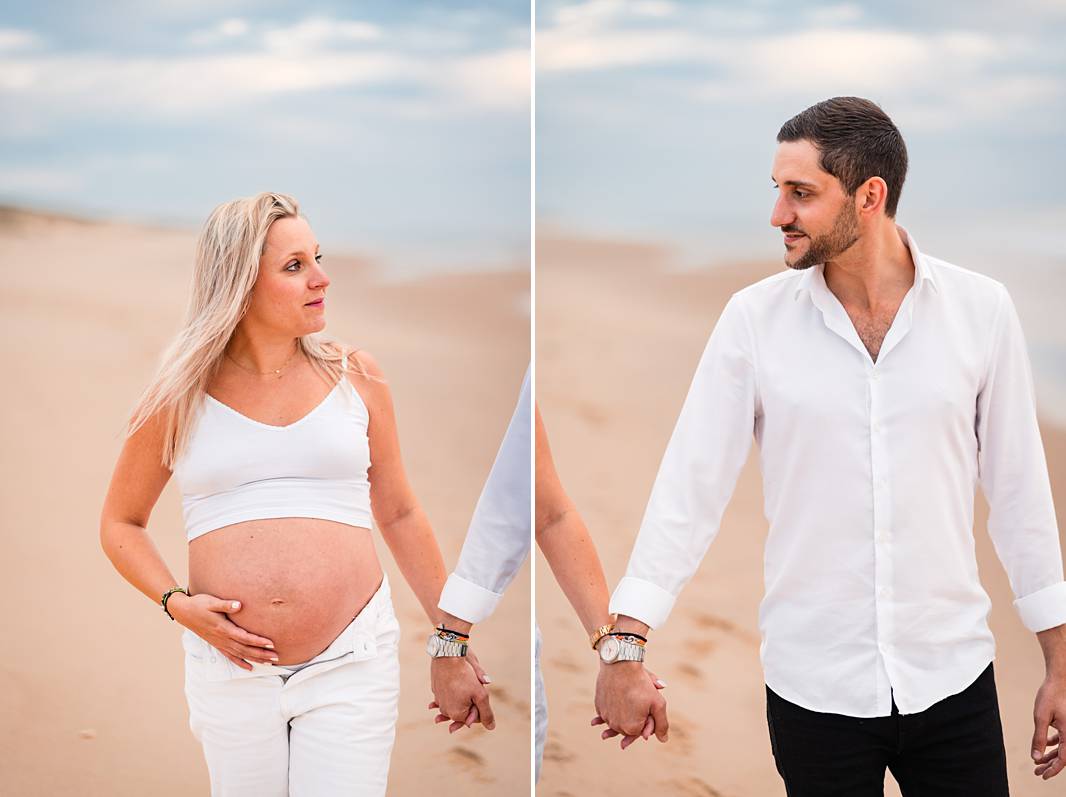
left=0, top=206, right=530, bottom=795
left=535, top=230, right=1066, bottom=797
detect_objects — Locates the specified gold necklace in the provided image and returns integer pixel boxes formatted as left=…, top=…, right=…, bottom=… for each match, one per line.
left=225, top=341, right=301, bottom=378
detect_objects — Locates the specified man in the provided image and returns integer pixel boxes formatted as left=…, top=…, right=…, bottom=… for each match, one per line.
left=594, top=96, right=1066, bottom=795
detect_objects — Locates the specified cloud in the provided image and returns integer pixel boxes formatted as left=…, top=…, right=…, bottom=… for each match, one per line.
left=537, top=5, right=1064, bottom=133
left=0, top=14, right=527, bottom=128
left=0, top=27, right=43, bottom=52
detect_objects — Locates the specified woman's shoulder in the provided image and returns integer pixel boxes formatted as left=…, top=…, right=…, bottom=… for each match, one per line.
left=336, top=344, right=390, bottom=413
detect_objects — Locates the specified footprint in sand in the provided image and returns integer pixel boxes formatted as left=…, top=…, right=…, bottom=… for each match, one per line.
left=690, top=611, right=759, bottom=645
left=447, top=746, right=494, bottom=784
left=667, top=776, right=727, bottom=797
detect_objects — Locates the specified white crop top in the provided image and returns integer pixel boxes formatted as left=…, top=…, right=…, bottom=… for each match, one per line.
left=172, top=353, right=373, bottom=541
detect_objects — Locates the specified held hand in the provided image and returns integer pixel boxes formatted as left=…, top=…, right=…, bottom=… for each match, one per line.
left=1032, top=673, right=1066, bottom=779
left=593, top=662, right=669, bottom=749
left=429, top=649, right=495, bottom=733
left=169, top=593, right=276, bottom=671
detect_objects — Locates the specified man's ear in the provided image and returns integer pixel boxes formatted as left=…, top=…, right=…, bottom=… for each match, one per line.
left=857, top=177, right=888, bottom=218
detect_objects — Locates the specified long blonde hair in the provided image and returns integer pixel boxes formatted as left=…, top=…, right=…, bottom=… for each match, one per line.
left=124, top=191, right=371, bottom=469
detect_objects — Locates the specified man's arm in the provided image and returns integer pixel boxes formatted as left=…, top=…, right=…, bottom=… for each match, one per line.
left=609, top=292, right=759, bottom=628
left=596, top=294, right=758, bottom=742
left=974, top=285, right=1066, bottom=779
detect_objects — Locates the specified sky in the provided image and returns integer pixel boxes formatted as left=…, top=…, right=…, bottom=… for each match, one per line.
left=537, top=0, right=1066, bottom=267
left=0, top=1, right=530, bottom=275
left=536, top=0, right=1066, bottom=423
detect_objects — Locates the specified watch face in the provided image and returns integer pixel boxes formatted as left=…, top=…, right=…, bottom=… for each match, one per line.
left=599, top=636, right=620, bottom=663
left=426, top=634, right=440, bottom=657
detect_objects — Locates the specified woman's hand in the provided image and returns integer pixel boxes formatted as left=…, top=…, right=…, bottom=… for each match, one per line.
left=168, top=592, right=277, bottom=671
left=429, top=649, right=495, bottom=732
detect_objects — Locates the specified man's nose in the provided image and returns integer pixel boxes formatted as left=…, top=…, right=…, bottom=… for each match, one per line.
left=770, top=195, right=793, bottom=229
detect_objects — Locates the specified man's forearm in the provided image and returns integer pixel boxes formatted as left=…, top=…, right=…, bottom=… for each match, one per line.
left=1037, top=623, right=1066, bottom=677
left=613, top=614, right=651, bottom=637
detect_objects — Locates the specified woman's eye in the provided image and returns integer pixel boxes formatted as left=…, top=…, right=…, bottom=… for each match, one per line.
left=286, top=254, right=322, bottom=272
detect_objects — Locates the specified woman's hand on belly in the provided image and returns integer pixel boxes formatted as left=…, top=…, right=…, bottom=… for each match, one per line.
left=167, top=592, right=278, bottom=670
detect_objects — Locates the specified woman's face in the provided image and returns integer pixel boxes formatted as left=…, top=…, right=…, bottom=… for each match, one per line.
left=246, top=215, right=330, bottom=336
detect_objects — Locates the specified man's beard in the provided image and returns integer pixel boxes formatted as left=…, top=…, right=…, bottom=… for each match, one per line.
left=785, top=199, right=860, bottom=271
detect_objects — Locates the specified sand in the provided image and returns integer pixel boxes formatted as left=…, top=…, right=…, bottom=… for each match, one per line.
left=535, top=230, right=1066, bottom=797
left=0, top=206, right=530, bottom=795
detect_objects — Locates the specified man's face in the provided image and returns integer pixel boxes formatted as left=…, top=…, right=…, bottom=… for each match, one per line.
left=770, top=139, right=860, bottom=270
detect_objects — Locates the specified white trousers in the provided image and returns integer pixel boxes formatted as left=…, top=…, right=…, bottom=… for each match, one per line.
left=182, top=574, right=401, bottom=797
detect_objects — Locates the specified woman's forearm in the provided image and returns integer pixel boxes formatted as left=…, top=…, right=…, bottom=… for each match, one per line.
left=99, top=519, right=184, bottom=607
left=378, top=506, right=448, bottom=625
left=536, top=508, right=611, bottom=635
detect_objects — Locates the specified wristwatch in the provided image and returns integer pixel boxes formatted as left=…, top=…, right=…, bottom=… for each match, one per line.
left=598, top=633, right=646, bottom=664
left=426, top=628, right=469, bottom=658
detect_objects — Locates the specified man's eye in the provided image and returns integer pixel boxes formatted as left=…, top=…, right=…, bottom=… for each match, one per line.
left=794, top=191, right=808, bottom=199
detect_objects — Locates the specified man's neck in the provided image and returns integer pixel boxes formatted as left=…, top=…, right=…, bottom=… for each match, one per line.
left=823, top=222, right=915, bottom=312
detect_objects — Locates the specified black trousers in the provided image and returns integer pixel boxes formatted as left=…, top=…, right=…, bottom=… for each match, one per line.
left=766, top=662, right=1010, bottom=796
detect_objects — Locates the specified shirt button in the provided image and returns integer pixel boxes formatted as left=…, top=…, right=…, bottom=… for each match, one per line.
left=879, top=586, right=891, bottom=598
left=876, top=529, right=887, bottom=542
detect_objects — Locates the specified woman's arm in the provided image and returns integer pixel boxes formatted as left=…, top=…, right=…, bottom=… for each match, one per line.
left=99, top=409, right=276, bottom=669
left=534, top=403, right=611, bottom=635
left=353, top=350, right=447, bottom=625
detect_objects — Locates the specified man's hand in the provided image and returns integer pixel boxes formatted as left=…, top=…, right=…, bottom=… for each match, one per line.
left=1033, top=624, right=1066, bottom=780
left=429, top=650, right=495, bottom=733
left=593, top=660, right=668, bottom=749
left=1032, top=672, right=1066, bottom=779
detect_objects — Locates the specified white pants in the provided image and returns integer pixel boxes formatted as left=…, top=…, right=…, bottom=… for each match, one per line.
left=182, top=574, right=401, bottom=797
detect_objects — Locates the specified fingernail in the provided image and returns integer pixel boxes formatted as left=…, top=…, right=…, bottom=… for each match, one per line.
left=270, top=656, right=279, bottom=662
left=1033, top=749, right=1041, bottom=760
left=231, top=601, right=240, bottom=609
left=655, top=679, right=667, bottom=687
left=265, top=643, right=274, bottom=649
left=482, top=674, right=493, bottom=684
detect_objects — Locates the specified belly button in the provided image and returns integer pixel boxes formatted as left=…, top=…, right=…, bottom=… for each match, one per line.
left=270, top=598, right=286, bottom=606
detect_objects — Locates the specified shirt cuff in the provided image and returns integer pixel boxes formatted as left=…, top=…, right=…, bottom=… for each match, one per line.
left=1014, top=581, right=1066, bottom=632
left=438, top=573, right=503, bottom=625
left=608, top=576, right=678, bottom=630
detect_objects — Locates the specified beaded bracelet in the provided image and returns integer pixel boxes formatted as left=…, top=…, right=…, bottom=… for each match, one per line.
left=161, top=586, right=189, bottom=620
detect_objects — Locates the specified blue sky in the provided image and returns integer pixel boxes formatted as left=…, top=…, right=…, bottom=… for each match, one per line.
left=0, top=2, right=530, bottom=275
left=537, top=0, right=1066, bottom=268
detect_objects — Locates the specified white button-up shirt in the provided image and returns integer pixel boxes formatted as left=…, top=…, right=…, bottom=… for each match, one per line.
left=609, top=227, right=1066, bottom=717
left=438, top=365, right=531, bottom=624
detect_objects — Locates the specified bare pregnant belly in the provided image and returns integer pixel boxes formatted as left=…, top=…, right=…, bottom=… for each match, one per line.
left=188, top=518, right=383, bottom=665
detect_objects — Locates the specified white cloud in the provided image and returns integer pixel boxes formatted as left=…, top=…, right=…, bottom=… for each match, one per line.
left=0, top=27, right=43, bottom=52
left=0, top=15, right=526, bottom=124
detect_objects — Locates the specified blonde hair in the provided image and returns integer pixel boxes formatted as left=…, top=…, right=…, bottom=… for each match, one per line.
left=124, top=191, right=372, bottom=469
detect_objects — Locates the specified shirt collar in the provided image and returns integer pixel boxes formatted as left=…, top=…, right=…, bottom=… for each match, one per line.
left=792, top=223, right=939, bottom=301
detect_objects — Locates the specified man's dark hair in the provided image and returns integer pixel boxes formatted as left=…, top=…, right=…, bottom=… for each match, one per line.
left=777, top=96, right=908, bottom=218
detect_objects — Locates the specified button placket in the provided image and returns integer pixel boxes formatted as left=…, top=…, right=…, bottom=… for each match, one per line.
left=870, top=369, right=896, bottom=711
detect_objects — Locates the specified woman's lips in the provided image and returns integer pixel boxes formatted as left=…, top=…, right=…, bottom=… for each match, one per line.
left=305, top=299, right=324, bottom=307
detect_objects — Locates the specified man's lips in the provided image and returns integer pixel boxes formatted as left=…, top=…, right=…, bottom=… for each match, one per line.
left=783, top=232, right=806, bottom=245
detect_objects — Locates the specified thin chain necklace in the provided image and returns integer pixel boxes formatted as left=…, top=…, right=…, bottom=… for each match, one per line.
left=225, top=341, right=301, bottom=379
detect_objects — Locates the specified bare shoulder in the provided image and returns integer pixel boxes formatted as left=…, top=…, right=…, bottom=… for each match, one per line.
left=341, top=346, right=392, bottom=415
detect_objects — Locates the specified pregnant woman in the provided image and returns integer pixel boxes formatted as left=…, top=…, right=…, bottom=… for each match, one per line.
left=99, top=192, right=470, bottom=795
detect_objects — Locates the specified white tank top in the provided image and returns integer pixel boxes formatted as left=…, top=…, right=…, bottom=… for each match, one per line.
left=172, top=352, right=373, bottom=541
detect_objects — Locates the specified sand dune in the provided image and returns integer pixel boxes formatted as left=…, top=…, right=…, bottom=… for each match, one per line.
left=535, top=231, right=1066, bottom=797
left=0, top=206, right=530, bottom=796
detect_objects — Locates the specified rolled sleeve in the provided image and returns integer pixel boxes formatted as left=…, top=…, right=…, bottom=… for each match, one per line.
left=439, top=573, right=504, bottom=625
left=1014, top=581, right=1066, bottom=632
left=609, top=576, right=678, bottom=630
left=613, top=294, right=758, bottom=629
left=976, top=285, right=1065, bottom=630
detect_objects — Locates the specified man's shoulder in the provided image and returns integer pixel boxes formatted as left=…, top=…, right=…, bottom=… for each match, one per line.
left=731, top=268, right=804, bottom=306
left=921, top=253, right=1007, bottom=305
